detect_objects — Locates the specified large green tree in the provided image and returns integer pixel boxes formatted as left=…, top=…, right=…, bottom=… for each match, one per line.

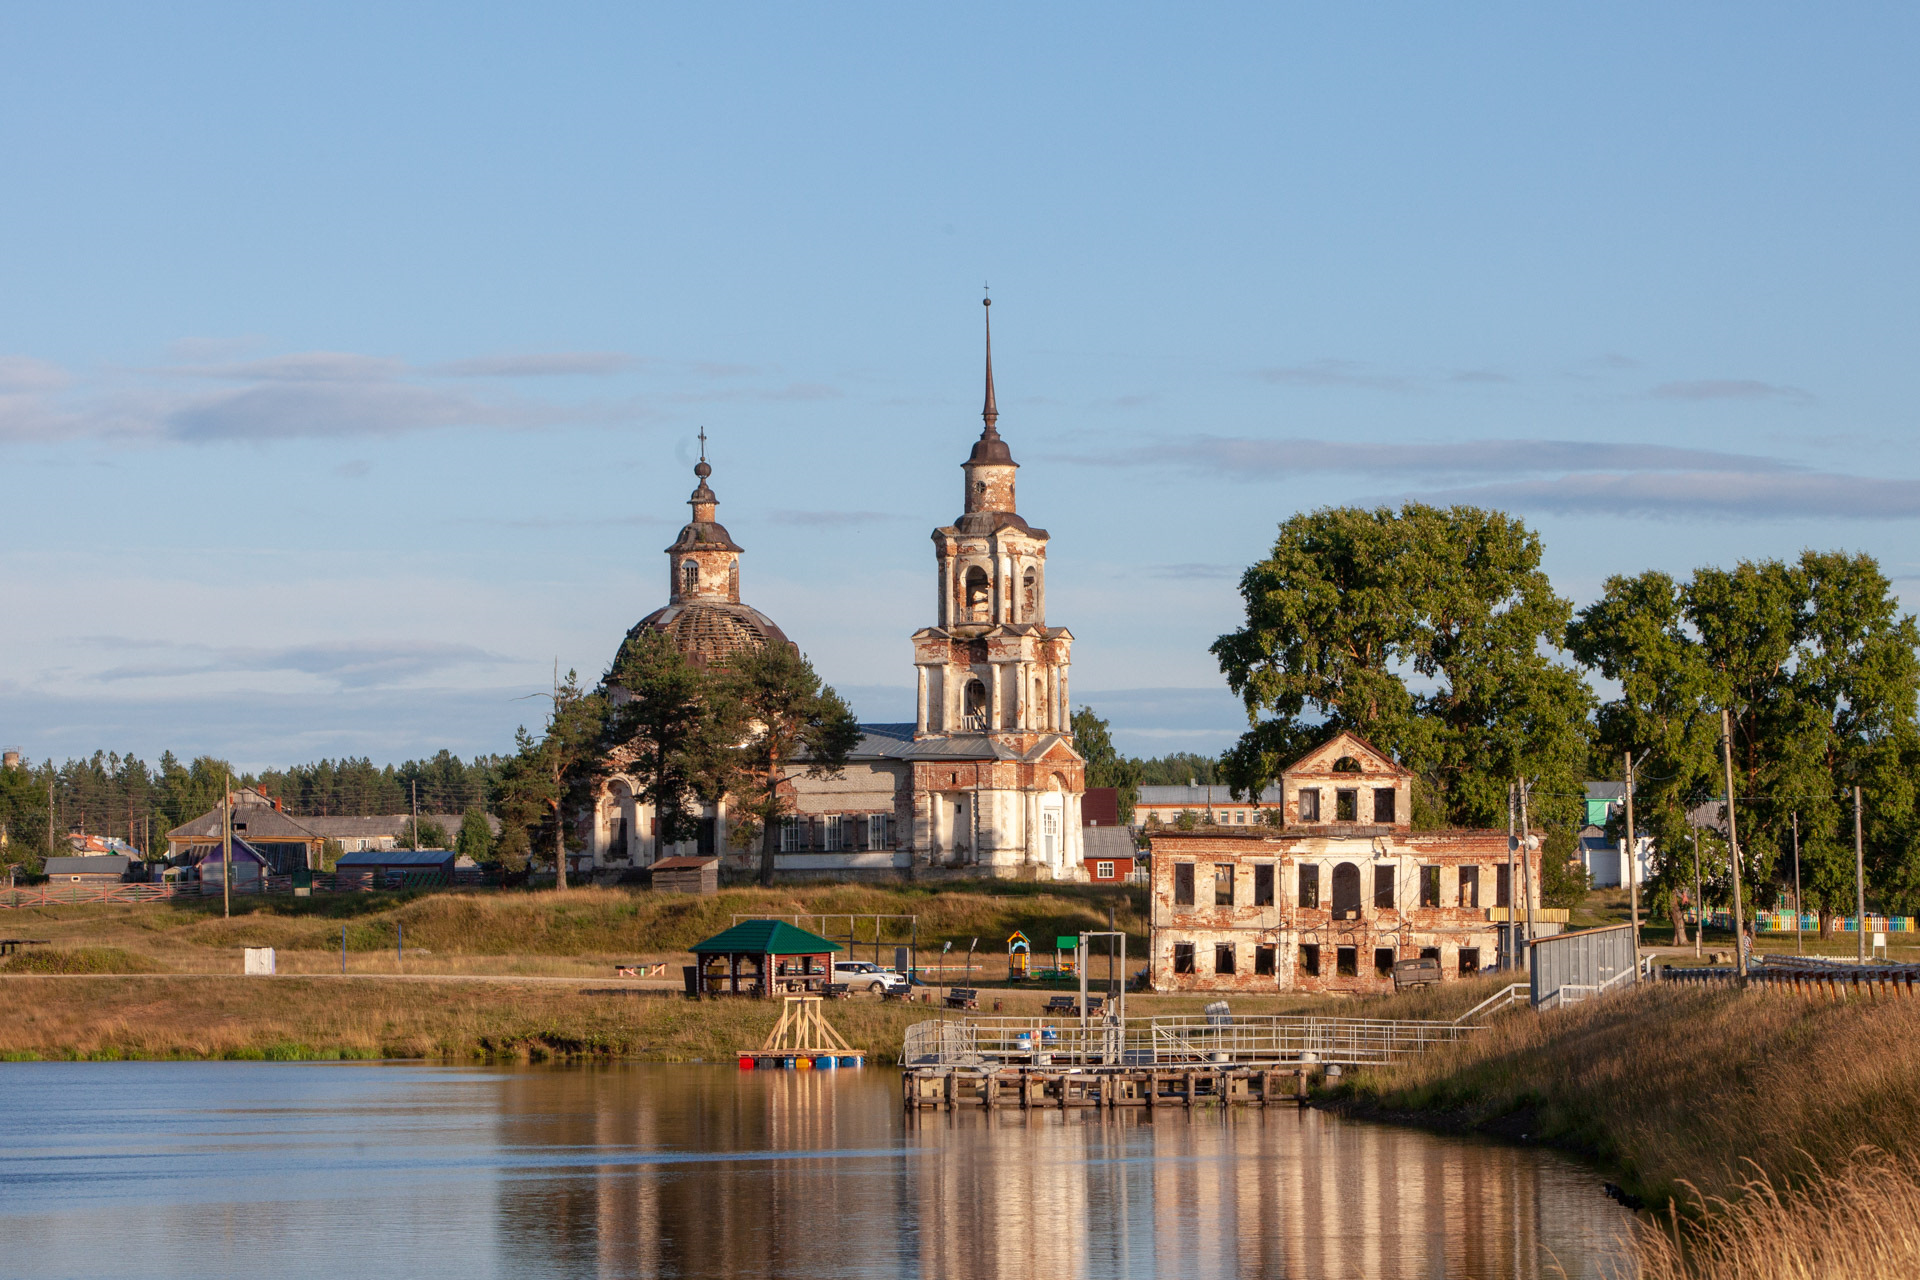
left=492, top=670, right=605, bottom=887
left=598, top=629, right=739, bottom=850
left=1569, top=550, right=1920, bottom=924
left=1070, top=706, right=1143, bottom=824
left=1212, top=504, right=1593, bottom=828
left=715, top=644, right=861, bottom=886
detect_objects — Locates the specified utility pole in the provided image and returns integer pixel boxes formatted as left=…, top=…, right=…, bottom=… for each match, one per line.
left=553, top=661, right=568, bottom=891
left=1505, top=782, right=1516, bottom=971
left=1791, top=811, right=1803, bottom=956
left=1854, top=786, right=1867, bottom=965
left=410, top=780, right=419, bottom=849
left=222, top=771, right=233, bottom=921
left=1719, top=709, right=1747, bottom=983
left=47, top=781, right=55, bottom=851
left=1519, top=777, right=1535, bottom=965
left=1624, top=751, right=1639, bottom=958
left=1690, top=828, right=1703, bottom=960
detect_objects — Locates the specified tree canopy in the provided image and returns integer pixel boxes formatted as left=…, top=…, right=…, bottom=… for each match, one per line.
left=1212, top=504, right=1593, bottom=828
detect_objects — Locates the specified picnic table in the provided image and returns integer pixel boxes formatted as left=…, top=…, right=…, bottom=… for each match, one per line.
left=944, top=987, right=978, bottom=1010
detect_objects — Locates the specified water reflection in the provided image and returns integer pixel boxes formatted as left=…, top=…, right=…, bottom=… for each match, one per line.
left=0, top=1062, right=1628, bottom=1279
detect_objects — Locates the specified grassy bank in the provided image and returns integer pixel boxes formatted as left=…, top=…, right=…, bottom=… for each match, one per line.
left=0, top=882, right=1148, bottom=977
left=1333, top=983, right=1920, bottom=1276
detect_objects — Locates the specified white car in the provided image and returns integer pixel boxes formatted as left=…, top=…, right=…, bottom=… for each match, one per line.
left=833, top=961, right=910, bottom=995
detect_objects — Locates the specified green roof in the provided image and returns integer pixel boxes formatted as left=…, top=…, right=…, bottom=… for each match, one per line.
left=691, top=920, right=844, bottom=956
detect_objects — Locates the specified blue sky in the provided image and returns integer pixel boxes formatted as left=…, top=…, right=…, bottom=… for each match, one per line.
left=3, top=5, right=1917, bottom=768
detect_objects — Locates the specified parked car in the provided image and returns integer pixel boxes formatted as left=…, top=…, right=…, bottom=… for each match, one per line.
left=832, top=961, right=910, bottom=994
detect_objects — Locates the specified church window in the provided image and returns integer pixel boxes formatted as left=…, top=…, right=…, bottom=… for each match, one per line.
left=963, top=566, right=990, bottom=621
left=963, top=679, right=987, bottom=731
left=681, top=559, right=699, bottom=593
left=1298, top=788, right=1321, bottom=821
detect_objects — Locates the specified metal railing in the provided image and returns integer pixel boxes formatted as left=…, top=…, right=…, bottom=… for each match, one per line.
left=902, top=1012, right=1479, bottom=1069
left=1454, top=982, right=1529, bottom=1024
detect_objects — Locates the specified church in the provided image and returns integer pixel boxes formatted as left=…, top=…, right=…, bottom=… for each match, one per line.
left=584, top=300, right=1088, bottom=882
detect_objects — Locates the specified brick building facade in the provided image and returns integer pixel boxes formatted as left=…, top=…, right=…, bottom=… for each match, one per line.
left=1148, top=731, right=1539, bottom=992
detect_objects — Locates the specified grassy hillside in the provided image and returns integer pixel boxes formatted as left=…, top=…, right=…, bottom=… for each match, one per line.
left=0, top=882, right=1150, bottom=974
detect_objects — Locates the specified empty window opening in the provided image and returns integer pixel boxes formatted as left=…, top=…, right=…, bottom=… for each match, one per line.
left=1297, top=788, right=1321, bottom=821
left=1420, top=866, right=1442, bottom=908
left=1331, top=862, right=1362, bottom=918
left=1253, top=864, right=1275, bottom=906
left=1300, top=944, right=1320, bottom=976
left=1335, top=789, right=1358, bottom=822
left=1420, top=946, right=1441, bottom=963
left=1255, top=944, right=1277, bottom=975
left=1297, top=864, right=1320, bottom=909
left=1214, top=864, right=1235, bottom=907
left=963, top=565, right=991, bottom=621
left=681, top=559, right=699, bottom=593
left=1373, top=787, right=1396, bottom=824
left=963, top=679, right=987, bottom=730
left=1173, top=862, right=1195, bottom=906
left=1021, top=566, right=1037, bottom=619
left=1374, top=865, right=1396, bottom=909
left=1459, top=948, right=1481, bottom=976
left=1032, top=677, right=1045, bottom=727
left=1374, top=947, right=1396, bottom=976
left=1332, top=756, right=1362, bottom=773
left=1173, top=943, right=1195, bottom=974
left=1336, top=946, right=1359, bottom=977
left=1458, top=865, right=1480, bottom=908
left=1214, top=943, right=1236, bottom=975
left=1496, top=864, right=1512, bottom=908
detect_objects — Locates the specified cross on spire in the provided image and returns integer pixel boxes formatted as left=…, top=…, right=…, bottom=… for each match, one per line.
left=697, top=426, right=708, bottom=461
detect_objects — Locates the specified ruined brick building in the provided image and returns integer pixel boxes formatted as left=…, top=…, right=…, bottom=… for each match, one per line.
left=1148, top=732, right=1541, bottom=991
left=584, top=300, right=1085, bottom=882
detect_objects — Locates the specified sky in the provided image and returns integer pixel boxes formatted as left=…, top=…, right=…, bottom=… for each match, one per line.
left=2, top=5, right=1918, bottom=769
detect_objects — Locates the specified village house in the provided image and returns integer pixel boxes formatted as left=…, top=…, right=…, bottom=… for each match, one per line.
left=1148, top=731, right=1545, bottom=992
left=166, top=788, right=476, bottom=873
left=586, top=300, right=1086, bottom=882
left=1134, top=783, right=1284, bottom=830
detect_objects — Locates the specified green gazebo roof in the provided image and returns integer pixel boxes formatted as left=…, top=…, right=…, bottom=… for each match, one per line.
left=691, top=920, right=844, bottom=956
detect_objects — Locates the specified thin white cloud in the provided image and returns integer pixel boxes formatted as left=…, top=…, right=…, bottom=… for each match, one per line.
left=1054, top=434, right=1790, bottom=480
left=89, top=638, right=512, bottom=689
left=1651, top=379, right=1813, bottom=403
left=0, top=356, right=70, bottom=393
left=770, top=509, right=901, bottom=527
left=1407, top=471, right=1920, bottom=520
left=434, top=352, right=635, bottom=378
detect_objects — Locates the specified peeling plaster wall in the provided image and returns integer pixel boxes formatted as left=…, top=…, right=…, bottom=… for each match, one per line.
left=1147, top=828, right=1532, bottom=993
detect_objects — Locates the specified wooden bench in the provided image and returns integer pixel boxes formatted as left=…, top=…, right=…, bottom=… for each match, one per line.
left=1044, top=995, right=1077, bottom=1015
left=822, top=983, right=851, bottom=1000
left=944, top=987, right=978, bottom=1010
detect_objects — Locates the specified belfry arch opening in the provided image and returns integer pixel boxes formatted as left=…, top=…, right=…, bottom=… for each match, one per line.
left=681, top=559, right=699, bottom=594
left=963, top=566, right=990, bottom=622
left=963, top=678, right=987, bottom=731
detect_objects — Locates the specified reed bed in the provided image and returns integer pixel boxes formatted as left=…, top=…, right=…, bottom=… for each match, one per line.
left=1623, top=1153, right=1920, bottom=1280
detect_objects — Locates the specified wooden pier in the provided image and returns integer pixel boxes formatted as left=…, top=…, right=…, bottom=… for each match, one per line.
left=904, top=1064, right=1314, bottom=1111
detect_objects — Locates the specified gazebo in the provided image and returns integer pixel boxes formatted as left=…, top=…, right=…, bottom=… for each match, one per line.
left=689, top=921, right=843, bottom=998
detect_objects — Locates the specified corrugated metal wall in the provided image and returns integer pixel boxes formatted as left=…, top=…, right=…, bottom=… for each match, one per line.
left=1530, top=922, right=1636, bottom=1007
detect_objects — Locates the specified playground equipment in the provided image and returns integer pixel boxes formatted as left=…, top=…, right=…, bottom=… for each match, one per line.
left=1008, top=931, right=1031, bottom=980
left=1053, top=935, right=1080, bottom=978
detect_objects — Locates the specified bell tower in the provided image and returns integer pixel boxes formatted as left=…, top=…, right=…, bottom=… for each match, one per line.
left=912, top=297, right=1073, bottom=741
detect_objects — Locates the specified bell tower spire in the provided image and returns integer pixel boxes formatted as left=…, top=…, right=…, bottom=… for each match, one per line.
left=982, top=293, right=998, bottom=432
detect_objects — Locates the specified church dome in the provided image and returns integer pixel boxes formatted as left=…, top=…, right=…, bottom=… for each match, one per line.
left=620, top=601, right=794, bottom=671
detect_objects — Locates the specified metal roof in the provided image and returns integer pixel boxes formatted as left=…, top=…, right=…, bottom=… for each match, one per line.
left=691, top=920, right=844, bottom=956
left=1136, top=784, right=1283, bottom=807
left=43, top=855, right=134, bottom=875
left=334, top=848, right=456, bottom=867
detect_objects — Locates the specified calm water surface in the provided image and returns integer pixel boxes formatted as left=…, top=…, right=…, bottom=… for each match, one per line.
left=0, top=1062, right=1630, bottom=1279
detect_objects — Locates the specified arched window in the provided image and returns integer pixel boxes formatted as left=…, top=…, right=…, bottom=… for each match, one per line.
left=963, top=565, right=990, bottom=621
left=1331, top=862, right=1362, bottom=919
left=963, top=678, right=987, bottom=730
left=682, top=559, right=699, bottom=594
left=1332, top=756, right=1362, bottom=773
left=1022, top=566, right=1038, bottom=620
left=1033, top=676, right=1046, bottom=729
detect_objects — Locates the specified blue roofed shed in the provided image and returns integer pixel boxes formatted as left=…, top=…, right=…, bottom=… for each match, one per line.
left=688, top=920, right=843, bottom=998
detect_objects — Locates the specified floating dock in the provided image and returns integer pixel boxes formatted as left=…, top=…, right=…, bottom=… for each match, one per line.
left=906, top=1064, right=1310, bottom=1110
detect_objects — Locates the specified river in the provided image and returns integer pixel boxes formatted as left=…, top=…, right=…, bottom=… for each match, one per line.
left=0, top=1061, right=1631, bottom=1278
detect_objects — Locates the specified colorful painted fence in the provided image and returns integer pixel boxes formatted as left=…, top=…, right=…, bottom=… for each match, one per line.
left=1698, top=911, right=1917, bottom=933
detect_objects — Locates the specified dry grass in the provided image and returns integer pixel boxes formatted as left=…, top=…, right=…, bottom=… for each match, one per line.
left=1, top=882, right=1152, bottom=973
left=1337, top=983, right=1920, bottom=1207
left=1625, top=1154, right=1920, bottom=1280
left=2, top=946, right=172, bottom=975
